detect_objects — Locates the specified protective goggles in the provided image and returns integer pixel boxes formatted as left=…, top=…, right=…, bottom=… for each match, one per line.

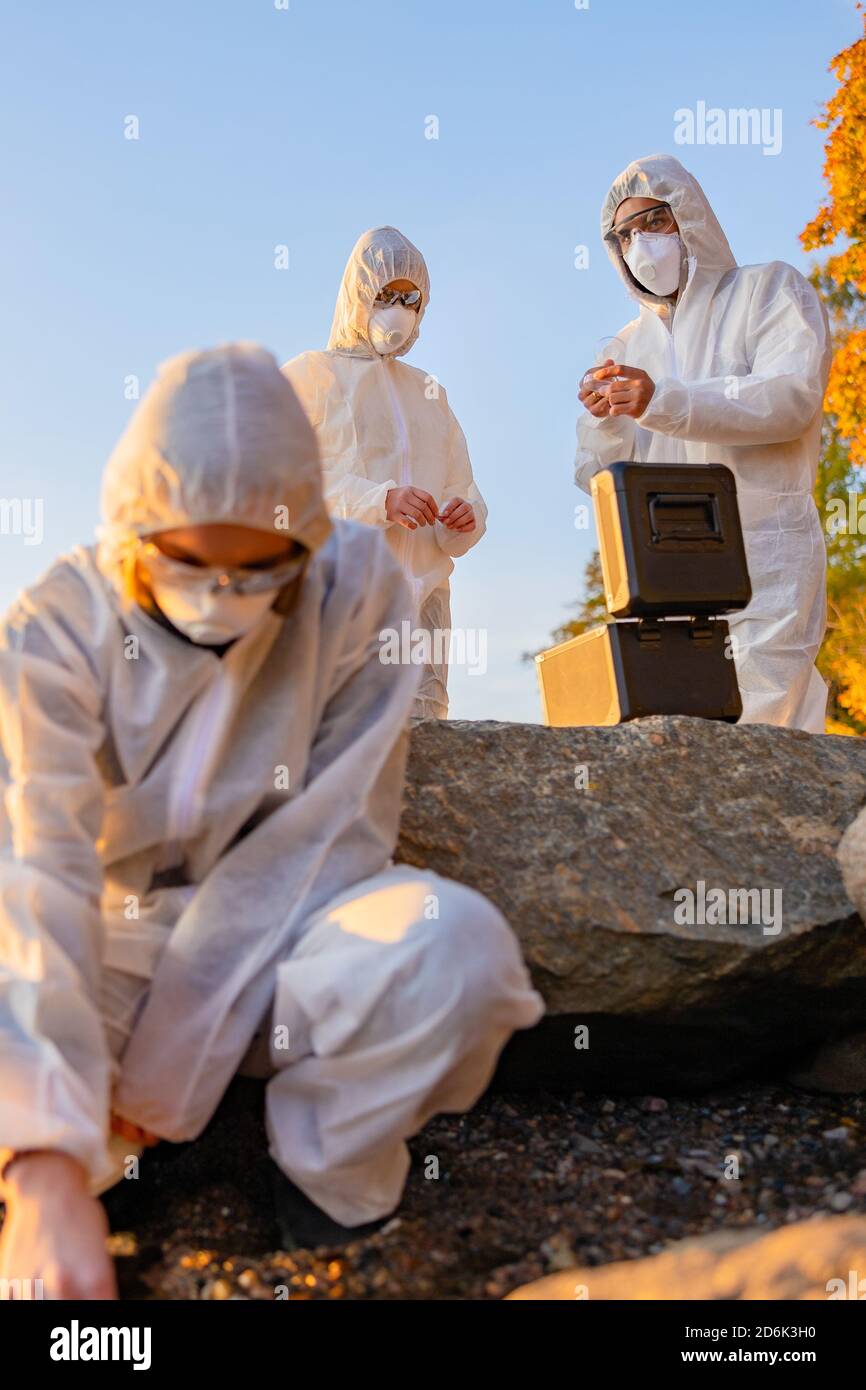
left=138, top=540, right=308, bottom=596
left=374, top=287, right=423, bottom=310
left=605, top=203, right=676, bottom=251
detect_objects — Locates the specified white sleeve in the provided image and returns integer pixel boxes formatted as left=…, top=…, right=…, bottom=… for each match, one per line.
left=0, top=595, right=113, bottom=1183
left=575, top=410, right=637, bottom=494
left=434, top=397, right=487, bottom=558
left=637, top=265, right=829, bottom=448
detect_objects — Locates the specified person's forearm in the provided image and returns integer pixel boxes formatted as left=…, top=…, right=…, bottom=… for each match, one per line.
left=638, top=374, right=821, bottom=446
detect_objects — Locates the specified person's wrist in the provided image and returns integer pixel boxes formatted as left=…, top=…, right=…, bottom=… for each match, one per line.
left=2, top=1149, right=90, bottom=1199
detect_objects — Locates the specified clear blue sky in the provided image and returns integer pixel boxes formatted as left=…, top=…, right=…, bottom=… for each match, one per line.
left=0, top=0, right=858, bottom=720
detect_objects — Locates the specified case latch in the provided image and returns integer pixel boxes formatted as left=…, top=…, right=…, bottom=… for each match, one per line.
left=688, top=617, right=715, bottom=644
left=636, top=619, right=662, bottom=645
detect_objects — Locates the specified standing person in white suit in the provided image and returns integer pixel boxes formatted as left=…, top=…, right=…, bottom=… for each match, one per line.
left=0, top=344, right=542, bottom=1299
left=283, top=225, right=487, bottom=719
left=576, top=154, right=831, bottom=732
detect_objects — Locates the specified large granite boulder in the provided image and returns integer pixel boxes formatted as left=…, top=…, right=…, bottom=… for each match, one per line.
left=505, top=1215, right=866, bottom=1300
left=397, top=718, right=866, bottom=1090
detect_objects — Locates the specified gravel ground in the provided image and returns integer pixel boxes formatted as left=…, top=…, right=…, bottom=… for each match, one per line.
left=97, top=1077, right=866, bottom=1300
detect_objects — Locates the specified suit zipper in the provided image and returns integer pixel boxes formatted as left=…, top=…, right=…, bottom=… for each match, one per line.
left=377, top=356, right=412, bottom=571
left=167, top=667, right=236, bottom=844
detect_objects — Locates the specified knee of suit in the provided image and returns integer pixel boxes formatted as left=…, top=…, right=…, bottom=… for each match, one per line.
left=415, top=878, right=529, bottom=1027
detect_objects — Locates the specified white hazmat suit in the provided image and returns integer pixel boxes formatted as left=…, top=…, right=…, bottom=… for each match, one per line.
left=576, top=155, right=831, bottom=732
left=0, top=344, right=542, bottom=1224
left=283, top=226, right=487, bottom=719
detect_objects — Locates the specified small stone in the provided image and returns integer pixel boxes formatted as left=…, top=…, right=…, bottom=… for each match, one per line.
left=201, top=1278, right=234, bottom=1300
left=641, top=1097, right=668, bottom=1113
left=540, top=1233, right=576, bottom=1271
left=822, top=1127, right=851, bottom=1142
left=601, top=1100, right=616, bottom=1114
left=829, top=1192, right=854, bottom=1212
left=572, top=1134, right=605, bottom=1156
left=106, top=1232, right=137, bottom=1258
left=238, top=1269, right=266, bottom=1295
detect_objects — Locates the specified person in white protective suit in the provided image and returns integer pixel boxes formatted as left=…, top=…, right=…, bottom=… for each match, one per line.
left=0, top=344, right=543, bottom=1300
left=283, top=226, right=487, bottom=719
left=576, top=154, right=831, bottom=732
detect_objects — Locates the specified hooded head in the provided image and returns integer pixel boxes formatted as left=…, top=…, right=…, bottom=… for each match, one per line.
left=601, top=154, right=736, bottom=310
left=97, top=343, right=332, bottom=597
left=327, top=225, right=430, bottom=358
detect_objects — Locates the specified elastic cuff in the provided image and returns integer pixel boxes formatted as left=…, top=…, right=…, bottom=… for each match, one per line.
left=638, top=377, right=689, bottom=433
left=378, top=480, right=400, bottom=526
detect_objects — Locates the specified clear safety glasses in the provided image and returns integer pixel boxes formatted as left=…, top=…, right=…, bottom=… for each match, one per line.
left=606, top=203, right=676, bottom=251
left=374, top=288, right=423, bottom=310
left=138, top=541, right=308, bottom=596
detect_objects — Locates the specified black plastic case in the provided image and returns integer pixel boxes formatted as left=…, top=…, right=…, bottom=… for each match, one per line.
left=591, top=462, right=752, bottom=617
left=536, top=617, right=742, bottom=726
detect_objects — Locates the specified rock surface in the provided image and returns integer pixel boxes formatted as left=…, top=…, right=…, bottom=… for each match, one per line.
left=506, top=1214, right=866, bottom=1300
left=397, top=717, right=866, bottom=1090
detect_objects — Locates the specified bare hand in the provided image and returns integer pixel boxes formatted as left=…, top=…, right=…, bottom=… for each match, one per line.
left=606, top=364, right=655, bottom=418
left=579, top=359, right=615, bottom=417
left=385, top=486, right=439, bottom=530
left=0, top=1152, right=117, bottom=1300
left=438, top=497, right=476, bottom=532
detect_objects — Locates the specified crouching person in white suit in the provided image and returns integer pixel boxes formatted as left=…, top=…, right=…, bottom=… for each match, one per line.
left=0, top=344, right=543, bottom=1299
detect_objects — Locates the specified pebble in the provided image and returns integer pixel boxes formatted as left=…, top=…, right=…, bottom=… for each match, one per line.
left=822, top=1127, right=851, bottom=1142
left=829, top=1192, right=854, bottom=1212
left=201, top=1278, right=234, bottom=1300
left=106, top=1232, right=137, bottom=1258
left=540, top=1233, right=576, bottom=1270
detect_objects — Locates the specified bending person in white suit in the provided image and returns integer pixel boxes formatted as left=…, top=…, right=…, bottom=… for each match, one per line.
left=0, top=344, right=542, bottom=1299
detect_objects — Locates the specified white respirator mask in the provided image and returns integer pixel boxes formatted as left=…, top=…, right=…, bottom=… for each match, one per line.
left=623, top=231, right=683, bottom=296
left=148, top=580, right=277, bottom=645
left=367, top=303, right=417, bottom=355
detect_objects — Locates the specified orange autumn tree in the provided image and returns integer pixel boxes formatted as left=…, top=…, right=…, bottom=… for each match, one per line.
left=802, top=8, right=866, bottom=733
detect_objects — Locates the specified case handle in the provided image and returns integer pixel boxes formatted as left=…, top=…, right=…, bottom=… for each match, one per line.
left=647, top=492, right=723, bottom=544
